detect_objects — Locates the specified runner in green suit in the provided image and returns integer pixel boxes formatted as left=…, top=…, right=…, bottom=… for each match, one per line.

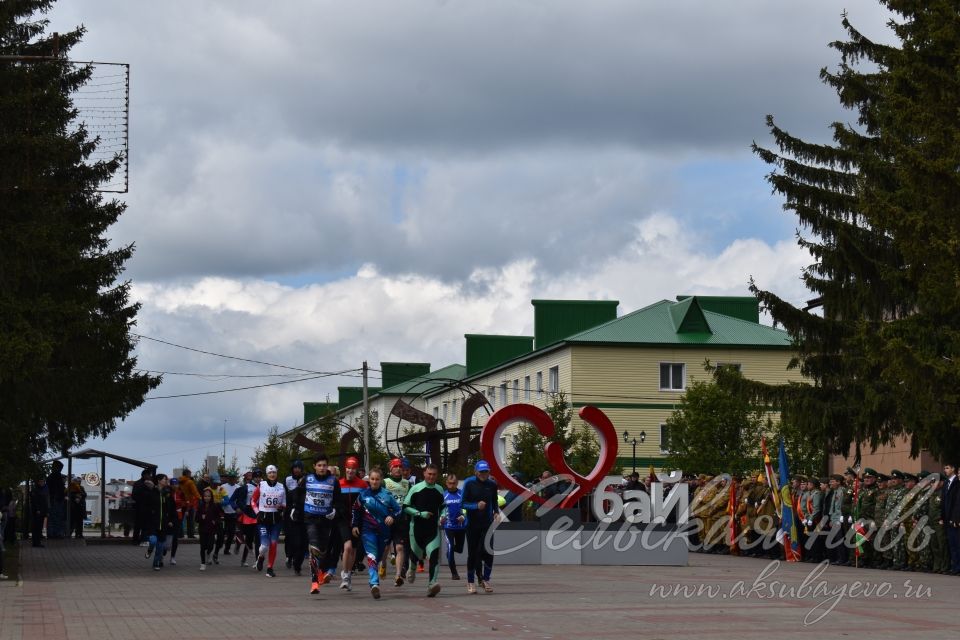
left=403, top=463, right=446, bottom=597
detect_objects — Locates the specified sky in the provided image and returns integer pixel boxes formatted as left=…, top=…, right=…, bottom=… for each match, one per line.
left=42, top=0, right=897, bottom=480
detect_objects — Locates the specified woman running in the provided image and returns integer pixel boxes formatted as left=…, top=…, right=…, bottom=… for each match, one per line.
left=252, top=465, right=286, bottom=577
left=237, top=469, right=261, bottom=567
left=351, top=467, right=403, bottom=600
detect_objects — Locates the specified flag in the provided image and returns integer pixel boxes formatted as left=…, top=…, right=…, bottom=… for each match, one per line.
left=853, top=520, right=868, bottom=559
left=776, top=438, right=801, bottom=562
left=761, top=437, right=781, bottom=514
left=727, top=476, right=739, bottom=555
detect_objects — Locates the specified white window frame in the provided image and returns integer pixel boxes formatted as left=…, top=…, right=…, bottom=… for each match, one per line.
left=524, top=375, right=531, bottom=401
left=513, top=379, right=519, bottom=403
left=451, top=398, right=458, bottom=422
left=536, top=372, right=543, bottom=398
left=548, top=366, right=559, bottom=393
left=488, top=386, right=496, bottom=409
left=659, top=362, right=685, bottom=391
left=433, top=406, right=439, bottom=420
left=442, top=403, right=448, bottom=424
left=499, top=383, right=507, bottom=406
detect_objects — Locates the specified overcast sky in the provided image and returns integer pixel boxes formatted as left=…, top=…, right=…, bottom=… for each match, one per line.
left=44, top=0, right=896, bottom=480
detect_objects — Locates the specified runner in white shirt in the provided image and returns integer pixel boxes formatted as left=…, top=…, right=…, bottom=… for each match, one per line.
left=251, top=465, right=286, bottom=577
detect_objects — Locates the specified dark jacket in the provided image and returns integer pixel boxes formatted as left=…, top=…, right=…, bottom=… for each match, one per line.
left=196, top=501, right=223, bottom=536
left=31, top=483, right=50, bottom=516
left=143, top=486, right=178, bottom=537
left=942, top=475, right=960, bottom=526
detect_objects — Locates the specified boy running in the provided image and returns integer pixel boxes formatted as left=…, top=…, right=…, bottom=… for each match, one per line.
left=298, top=454, right=341, bottom=594
left=351, top=467, right=403, bottom=599
left=403, top=463, right=445, bottom=597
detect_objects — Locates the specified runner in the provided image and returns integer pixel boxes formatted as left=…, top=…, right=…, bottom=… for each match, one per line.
left=298, top=454, right=341, bottom=594
left=384, top=458, right=410, bottom=586
left=441, top=472, right=467, bottom=580
left=235, top=469, right=260, bottom=567
left=216, top=471, right=239, bottom=559
left=351, top=467, right=403, bottom=600
left=462, top=460, right=500, bottom=593
left=403, top=463, right=445, bottom=597
left=144, top=474, right=177, bottom=571
left=336, top=456, right=368, bottom=591
left=252, top=465, right=286, bottom=577
left=196, top=487, right=223, bottom=570
left=284, top=461, right=307, bottom=575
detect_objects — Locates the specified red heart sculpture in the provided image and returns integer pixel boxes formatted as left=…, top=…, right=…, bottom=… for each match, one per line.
left=479, top=403, right=619, bottom=509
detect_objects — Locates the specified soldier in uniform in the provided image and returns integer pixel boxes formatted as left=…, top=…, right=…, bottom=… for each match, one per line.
left=854, top=468, right=879, bottom=567
left=927, top=471, right=948, bottom=573
left=824, top=474, right=850, bottom=565
left=914, top=471, right=937, bottom=572
left=753, top=474, right=778, bottom=559
left=873, top=473, right=891, bottom=568
left=803, top=477, right=824, bottom=562
left=734, top=476, right=755, bottom=555
left=884, top=470, right=908, bottom=570
left=691, top=475, right=716, bottom=553
left=901, top=473, right=921, bottom=570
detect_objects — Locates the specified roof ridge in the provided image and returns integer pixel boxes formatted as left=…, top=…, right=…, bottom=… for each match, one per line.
left=565, top=299, right=672, bottom=340
left=701, top=309, right=789, bottom=334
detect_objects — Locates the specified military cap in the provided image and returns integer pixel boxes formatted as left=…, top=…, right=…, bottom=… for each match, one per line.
left=919, top=470, right=935, bottom=479
left=903, top=472, right=918, bottom=482
left=878, top=473, right=890, bottom=481
left=890, top=469, right=905, bottom=480
left=845, top=466, right=858, bottom=476
left=830, top=473, right=844, bottom=482
left=863, top=468, right=878, bottom=478
left=819, top=477, right=830, bottom=485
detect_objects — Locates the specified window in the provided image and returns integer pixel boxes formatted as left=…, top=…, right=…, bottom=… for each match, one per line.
left=716, top=362, right=742, bottom=373
left=536, top=371, right=543, bottom=398
left=524, top=376, right=531, bottom=401
left=659, top=363, right=685, bottom=391
left=548, top=366, right=559, bottom=393
left=442, top=403, right=448, bottom=424
left=499, top=383, right=507, bottom=406
left=451, top=399, right=458, bottom=422
left=659, top=423, right=672, bottom=454
left=488, top=386, right=496, bottom=408
left=513, top=379, right=519, bottom=403
left=433, top=406, right=439, bottom=420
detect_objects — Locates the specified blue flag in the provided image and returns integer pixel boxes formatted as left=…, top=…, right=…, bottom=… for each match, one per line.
left=777, top=438, right=800, bottom=561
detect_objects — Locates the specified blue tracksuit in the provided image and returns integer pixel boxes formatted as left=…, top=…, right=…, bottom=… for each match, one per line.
left=351, top=486, right=403, bottom=586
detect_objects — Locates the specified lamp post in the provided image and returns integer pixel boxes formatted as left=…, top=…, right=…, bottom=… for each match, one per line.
left=622, top=430, right=646, bottom=474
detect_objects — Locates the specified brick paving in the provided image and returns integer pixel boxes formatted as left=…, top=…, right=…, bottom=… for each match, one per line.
left=1, top=540, right=959, bottom=639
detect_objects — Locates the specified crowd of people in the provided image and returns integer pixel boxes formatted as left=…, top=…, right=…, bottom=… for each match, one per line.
left=686, top=463, right=960, bottom=575
left=129, top=455, right=502, bottom=599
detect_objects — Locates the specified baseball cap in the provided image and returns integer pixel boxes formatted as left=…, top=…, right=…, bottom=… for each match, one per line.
left=475, top=460, right=490, bottom=472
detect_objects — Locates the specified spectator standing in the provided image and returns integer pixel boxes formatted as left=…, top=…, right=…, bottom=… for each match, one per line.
left=130, top=469, right=152, bottom=545
left=67, top=477, right=87, bottom=539
left=30, top=477, right=49, bottom=547
left=45, top=461, right=66, bottom=539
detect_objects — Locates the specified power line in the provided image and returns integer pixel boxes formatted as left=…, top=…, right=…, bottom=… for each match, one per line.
left=133, top=333, right=359, bottom=376
left=145, top=371, right=357, bottom=400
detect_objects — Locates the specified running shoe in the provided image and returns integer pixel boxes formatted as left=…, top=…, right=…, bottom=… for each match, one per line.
left=153, top=566, right=160, bottom=571
left=417, top=562, right=425, bottom=573
left=406, top=566, right=416, bottom=583
left=213, top=554, right=219, bottom=565
left=145, top=547, right=152, bottom=559
left=256, top=555, right=265, bottom=572
left=241, top=560, right=249, bottom=567
left=339, top=571, right=351, bottom=591
left=389, top=553, right=396, bottom=565
left=322, top=572, right=333, bottom=585
left=451, top=571, right=460, bottom=580
left=394, top=575, right=405, bottom=587
left=427, top=583, right=441, bottom=598
left=378, top=563, right=386, bottom=578
left=467, top=582, right=476, bottom=594
left=481, top=579, right=493, bottom=593
left=266, top=568, right=276, bottom=578
left=170, top=558, right=177, bottom=566
left=371, top=585, right=381, bottom=599
left=310, top=581, right=320, bottom=594
left=200, top=564, right=206, bottom=571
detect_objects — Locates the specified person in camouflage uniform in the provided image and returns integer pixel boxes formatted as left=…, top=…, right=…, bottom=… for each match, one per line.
left=734, top=476, right=754, bottom=555
left=900, top=473, right=923, bottom=570
left=884, top=470, right=908, bottom=570
left=853, top=468, right=879, bottom=567
left=705, top=477, right=731, bottom=553
left=927, top=472, right=948, bottom=573
left=824, top=474, right=851, bottom=565
left=913, top=471, right=938, bottom=572
left=873, top=473, right=892, bottom=568
left=802, top=477, right=824, bottom=562
left=753, top=474, right=779, bottom=559
left=691, top=475, right=717, bottom=552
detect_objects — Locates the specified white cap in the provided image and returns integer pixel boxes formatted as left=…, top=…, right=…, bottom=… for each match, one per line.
left=265, top=464, right=278, bottom=474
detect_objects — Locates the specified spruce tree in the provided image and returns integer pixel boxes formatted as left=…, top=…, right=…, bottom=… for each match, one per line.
left=0, top=1, right=160, bottom=486
left=723, top=2, right=960, bottom=463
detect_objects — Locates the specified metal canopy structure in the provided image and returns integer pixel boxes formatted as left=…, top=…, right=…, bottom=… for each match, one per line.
left=59, top=449, right=157, bottom=539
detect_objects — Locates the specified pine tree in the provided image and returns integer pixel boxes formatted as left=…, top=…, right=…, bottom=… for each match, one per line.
left=0, top=1, right=160, bottom=487
left=721, top=3, right=960, bottom=463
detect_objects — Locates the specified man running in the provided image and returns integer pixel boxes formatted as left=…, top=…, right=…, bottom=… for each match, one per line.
left=235, top=469, right=260, bottom=567
left=336, top=456, right=368, bottom=591
left=384, top=458, right=410, bottom=586
left=403, top=463, right=445, bottom=597
left=252, top=465, right=286, bottom=577
left=298, top=454, right=341, bottom=594
left=462, top=460, right=499, bottom=593
left=284, top=461, right=306, bottom=575
left=441, top=472, right=467, bottom=580
left=351, top=467, right=403, bottom=600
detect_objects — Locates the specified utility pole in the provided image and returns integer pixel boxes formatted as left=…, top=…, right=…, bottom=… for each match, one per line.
left=362, top=361, right=370, bottom=473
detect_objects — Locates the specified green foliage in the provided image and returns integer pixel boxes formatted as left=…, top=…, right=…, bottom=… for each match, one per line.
left=506, top=392, right=600, bottom=481
left=507, top=422, right=546, bottom=482
left=664, top=376, right=765, bottom=477
left=353, top=411, right=389, bottom=472
left=309, top=411, right=342, bottom=457
left=0, top=1, right=160, bottom=488
left=724, top=3, right=960, bottom=464
left=251, top=426, right=299, bottom=472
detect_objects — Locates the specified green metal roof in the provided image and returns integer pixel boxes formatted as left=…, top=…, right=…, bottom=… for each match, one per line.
left=465, top=335, right=534, bottom=376
left=337, top=386, right=381, bottom=409
left=303, top=402, right=337, bottom=424
left=380, top=362, right=432, bottom=389
left=565, top=299, right=792, bottom=347
left=676, top=295, right=760, bottom=323
left=532, top=299, right=619, bottom=349
left=377, top=363, right=467, bottom=396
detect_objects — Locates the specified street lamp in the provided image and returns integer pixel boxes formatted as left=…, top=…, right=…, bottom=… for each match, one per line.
left=622, top=430, right=646, bottom=474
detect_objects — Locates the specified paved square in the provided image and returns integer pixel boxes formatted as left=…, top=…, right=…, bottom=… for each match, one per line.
left=2, top=541, right=959, bottom=639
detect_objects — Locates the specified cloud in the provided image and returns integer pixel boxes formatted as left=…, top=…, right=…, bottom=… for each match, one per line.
left=86, top=214, right=809, bottom=475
